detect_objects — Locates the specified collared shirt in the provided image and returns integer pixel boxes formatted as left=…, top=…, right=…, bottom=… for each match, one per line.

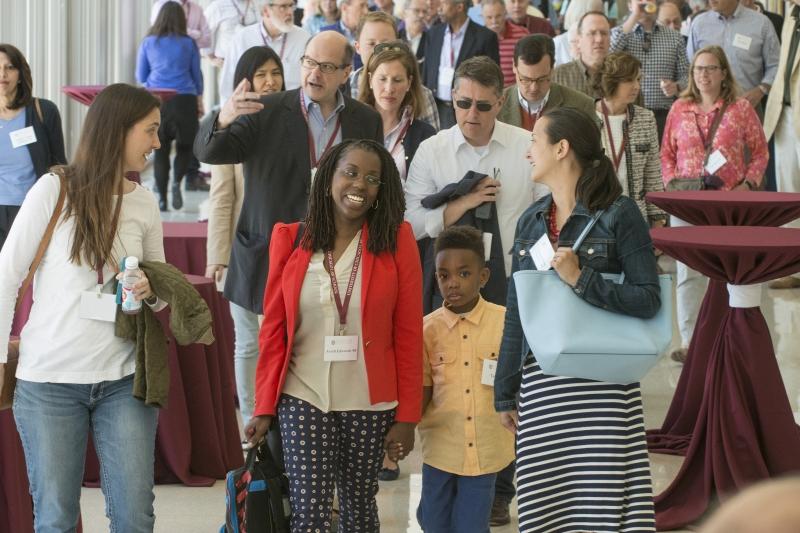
left=437, top=19, right=470, bottom=100
left=219, top=22, right=310, bottom=101
left=552, top=58, right=595, bottom=98
left=349, top=67, right=441, bottom=130
left=338, top=19, right=355, bottom=43
left=553, top=31, right=574, bottom=67
left=407, top=32, right=423, bottom=56
left=283, top=231, right=398, bottom=412
left=610, top=24, right=689, bottom=110
left=304, top=89, right=346, bottom=162
left=418, top=297, right=515, bottom=476
left=661, top=97, right=768, bottom=189
left=151, top=0, right=212, bottom=50
left=404, top=120, right=550, bottom=276
left=517, top=87, right=549, bottom=115
left=687, top=3, right=780, bottom=91
left=384, top=106, right=414, bottom=180
left=499, top=21, right=531, bottom=87
left=204, top=0, right=260, bottom=58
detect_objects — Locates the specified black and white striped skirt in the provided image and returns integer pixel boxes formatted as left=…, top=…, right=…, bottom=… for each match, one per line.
left=515, top=357, right=656, bottom=533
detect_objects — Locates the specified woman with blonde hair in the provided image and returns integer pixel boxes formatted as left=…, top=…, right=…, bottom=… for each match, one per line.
left=358, top=40, right=435, bottom=181
left=661, top=44, right=768, bottom=363
left=592, top=51, right=665, bottom=227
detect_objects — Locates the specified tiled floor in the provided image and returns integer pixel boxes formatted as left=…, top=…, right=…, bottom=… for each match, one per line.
left=77, top=170, right=800, bottom=532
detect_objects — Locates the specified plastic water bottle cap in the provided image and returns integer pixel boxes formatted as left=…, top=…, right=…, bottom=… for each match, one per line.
left=125, top=256, right=139, bottom=270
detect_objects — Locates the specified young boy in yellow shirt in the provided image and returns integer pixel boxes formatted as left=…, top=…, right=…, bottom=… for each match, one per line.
left=416, top=226, right=515, bottom=533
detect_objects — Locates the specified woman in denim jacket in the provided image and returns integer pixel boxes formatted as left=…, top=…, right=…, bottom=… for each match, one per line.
left=494, top=107, right=660, bottom=533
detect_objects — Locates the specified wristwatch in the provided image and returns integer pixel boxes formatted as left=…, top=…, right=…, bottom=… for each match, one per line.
left=144, top=294, right=159, bottom=307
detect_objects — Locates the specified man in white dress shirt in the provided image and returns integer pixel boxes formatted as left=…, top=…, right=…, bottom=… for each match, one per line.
left=405, top=56, right=548, bottom=278
left=220, top=0, right=311, bottom=101
left=204, top=0, right=261, bottom=67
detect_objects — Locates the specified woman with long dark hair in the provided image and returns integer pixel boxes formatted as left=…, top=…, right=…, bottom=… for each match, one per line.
left=0, top=43, right=66, bottom=251
left=205, top=45, right=285, bottom=435
left=244, top=139, right=423, bottom=532
left=136, top=1, right=203, bottom=211
left=494, top=107, right=660, bottom=532
left=0, top=83, right=165, bottom=532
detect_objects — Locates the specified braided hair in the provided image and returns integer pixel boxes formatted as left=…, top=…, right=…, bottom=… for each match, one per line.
left=302, top=139, right=406, bottom=254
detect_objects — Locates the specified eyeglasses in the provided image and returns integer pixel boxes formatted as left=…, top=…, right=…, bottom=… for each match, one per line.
left=269, top=2, right=296, bottom=10
left=693, top=65, right=722, bottom=74
left=339, top=167, right=382, bottom=187
left=454, top=98, right=496, bottom=112
left=517, top=74, right=551, bottom=86
left=301, top=55, right=347, bottom=74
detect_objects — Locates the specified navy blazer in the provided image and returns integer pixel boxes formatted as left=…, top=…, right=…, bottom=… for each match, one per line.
left=24, top=98, right=66, bottom=179
left=401, top=118, right=436, bottom=169
left=416, top=20, right=500, bottom=95
left=194, top=89, right=383, bottom=313
left=320, top=21, right=363, bottom=70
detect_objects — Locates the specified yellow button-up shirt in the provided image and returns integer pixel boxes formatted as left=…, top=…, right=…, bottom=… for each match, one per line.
left=418, top=297, right=515, bottom=476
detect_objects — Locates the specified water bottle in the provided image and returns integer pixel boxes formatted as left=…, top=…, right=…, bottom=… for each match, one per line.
left=121, top=256, right=142, bottom=315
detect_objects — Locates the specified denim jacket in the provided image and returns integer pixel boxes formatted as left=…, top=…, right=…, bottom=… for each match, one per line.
left=494, top=194, right=661, bottom=412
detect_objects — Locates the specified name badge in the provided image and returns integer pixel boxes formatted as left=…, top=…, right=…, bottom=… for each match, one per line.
left=530, top=233, right=555, bottom=271
left=481, top=359, right=497, bottom=386
left=323, top=335, right=359, bottom=362
left=732, top=33, right=752, bottom=51
left=79, top=288, right=118, bottom=322
left=705, top=149, right=727, bottom=175
left=10, top=126, right=37, bottom=149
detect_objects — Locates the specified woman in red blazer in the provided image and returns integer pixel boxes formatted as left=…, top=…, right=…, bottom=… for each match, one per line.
left=245, top=139, right=423, bottom=531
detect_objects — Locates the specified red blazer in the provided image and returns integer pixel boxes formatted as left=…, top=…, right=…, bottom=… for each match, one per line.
left=254, top=221, right=424, bottom=423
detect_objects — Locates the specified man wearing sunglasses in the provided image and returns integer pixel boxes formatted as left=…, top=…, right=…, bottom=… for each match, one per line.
left=219, top=0, right=311, bottom=102
left=195, top=30, right=383, bottom=318
left=498, top=35, right=595, bottom=132
left=405, top=57, right=549, bottom=527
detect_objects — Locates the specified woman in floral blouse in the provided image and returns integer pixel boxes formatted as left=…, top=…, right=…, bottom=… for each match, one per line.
left=661, top=44, right=768, bottom=363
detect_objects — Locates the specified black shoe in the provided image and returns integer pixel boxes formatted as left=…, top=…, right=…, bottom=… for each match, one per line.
left=171, top=183, right=183, bottom=210
left=185, top=177, right=210, bottom=191
left=489, top=498, right=511, bottom=527
left=158, top=196, right=168, bottom=212
left=377, top=466, right=400, bottom=481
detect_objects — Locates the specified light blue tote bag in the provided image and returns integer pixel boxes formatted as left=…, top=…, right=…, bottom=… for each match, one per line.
left=513, top=211, right=672, bottom=384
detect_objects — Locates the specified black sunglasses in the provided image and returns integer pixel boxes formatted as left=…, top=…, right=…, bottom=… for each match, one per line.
left=454, top=99, right=494, bottom=112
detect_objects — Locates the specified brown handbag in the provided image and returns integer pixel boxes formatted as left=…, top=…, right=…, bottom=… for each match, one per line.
left=0, top=173, right=67, bottom=410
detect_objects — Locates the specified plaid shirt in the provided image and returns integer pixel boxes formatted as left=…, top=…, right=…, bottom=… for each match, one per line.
left=552, top=59, right=597, bottom=98
left=349, top=67, right=441, bottom=130
left=610, top=24, right=689, bottom=111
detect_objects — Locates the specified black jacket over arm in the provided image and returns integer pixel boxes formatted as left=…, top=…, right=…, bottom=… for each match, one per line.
left=25, top=98, right=67, bottom=178
left=194, top=88, right=383, bottom=313
left=416, top=20, right=501, bottom=94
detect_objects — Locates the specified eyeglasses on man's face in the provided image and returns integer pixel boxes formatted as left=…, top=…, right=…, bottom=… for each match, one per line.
left=301, top=55, right=347, bottom=74
left=454, top=98, right=497, bottom=112
left=517, top=74, right=551, bottom=86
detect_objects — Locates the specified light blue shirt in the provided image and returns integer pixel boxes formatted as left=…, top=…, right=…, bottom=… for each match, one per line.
left=303, top=89, right=345, bottom=163
left=0, top=109, right=37, bottom=206
left=467, top=5, right=484, bottom=26
left=437, top=19, right=470, bottom=100
left=687, top=3, right=780, bottom=91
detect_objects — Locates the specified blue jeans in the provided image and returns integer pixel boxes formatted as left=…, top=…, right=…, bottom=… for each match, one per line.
left=417, top=463, right=496, bottom=533
left=230, top=301, right=259, bottom=423
left=13, top=375, right=158, bottom=533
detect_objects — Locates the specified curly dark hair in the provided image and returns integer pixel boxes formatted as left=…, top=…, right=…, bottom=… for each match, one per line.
left=302, top=139, right=406, bottom=254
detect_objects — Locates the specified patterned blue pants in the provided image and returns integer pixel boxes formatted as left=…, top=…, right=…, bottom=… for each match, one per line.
left=278, top=395, right=396, bottom=533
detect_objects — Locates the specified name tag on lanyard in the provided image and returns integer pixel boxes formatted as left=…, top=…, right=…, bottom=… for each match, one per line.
left=322, top=239, right=363, bottom=362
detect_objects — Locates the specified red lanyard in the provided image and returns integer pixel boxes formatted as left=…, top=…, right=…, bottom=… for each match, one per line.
left=300, top=90, right=342, bottom=168
left=449, top=31, right=457, bottom=67
left=325, top=240, right=363, bottom=335
left=230, top=0, right=252, bottom=24
left=600, top=100, right=628, bottom=173
left=389, top=119, right=412, bottom=156
left=548, top=202, right=560, bottom=243
left=260, top=24, right=287, bottom=60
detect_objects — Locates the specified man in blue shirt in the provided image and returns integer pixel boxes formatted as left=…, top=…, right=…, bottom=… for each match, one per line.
left=321, top=0, right=369, bottom=68
left=687, top=0, right=780, bottom=113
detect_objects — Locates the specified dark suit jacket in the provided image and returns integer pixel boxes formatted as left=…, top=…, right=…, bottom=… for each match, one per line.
left=24, top=98, right=66, bottom=179
left=416, top=20, right=500, bottom=95
left=194, top=88, right=383, bottom=313
left=401, top=119, right=436, bottom=168
left=320, top=21, right=363, bottom=70
left=497, top=82, right=597, bottom=129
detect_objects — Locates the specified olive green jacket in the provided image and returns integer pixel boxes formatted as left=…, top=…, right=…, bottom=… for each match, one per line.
left=498, top=83, right=597, bottom=129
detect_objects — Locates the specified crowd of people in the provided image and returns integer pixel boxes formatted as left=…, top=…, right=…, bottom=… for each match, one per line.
left=1, top=0, right=800, bottom=531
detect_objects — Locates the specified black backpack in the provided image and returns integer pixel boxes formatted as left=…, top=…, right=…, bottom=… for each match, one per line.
left=221, top=439, right=291, bottom=532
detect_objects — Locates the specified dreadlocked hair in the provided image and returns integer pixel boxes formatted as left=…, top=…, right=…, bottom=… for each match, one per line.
left=302, top=139, right=406, bottom=254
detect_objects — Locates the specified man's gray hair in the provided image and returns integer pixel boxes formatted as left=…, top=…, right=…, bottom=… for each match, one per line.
left=453, top=56, right=504, bottom=97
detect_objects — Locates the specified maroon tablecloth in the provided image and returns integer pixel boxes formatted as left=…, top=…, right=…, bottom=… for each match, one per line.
left=163, top=222, right=209, bottom=277
left=0, top=276, right=241, bottom=532
left=646, top=191, right=800, bottom=227
left=648, top=226, right=800, bottom=530
left=61, top=85, right=178, bottom=106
